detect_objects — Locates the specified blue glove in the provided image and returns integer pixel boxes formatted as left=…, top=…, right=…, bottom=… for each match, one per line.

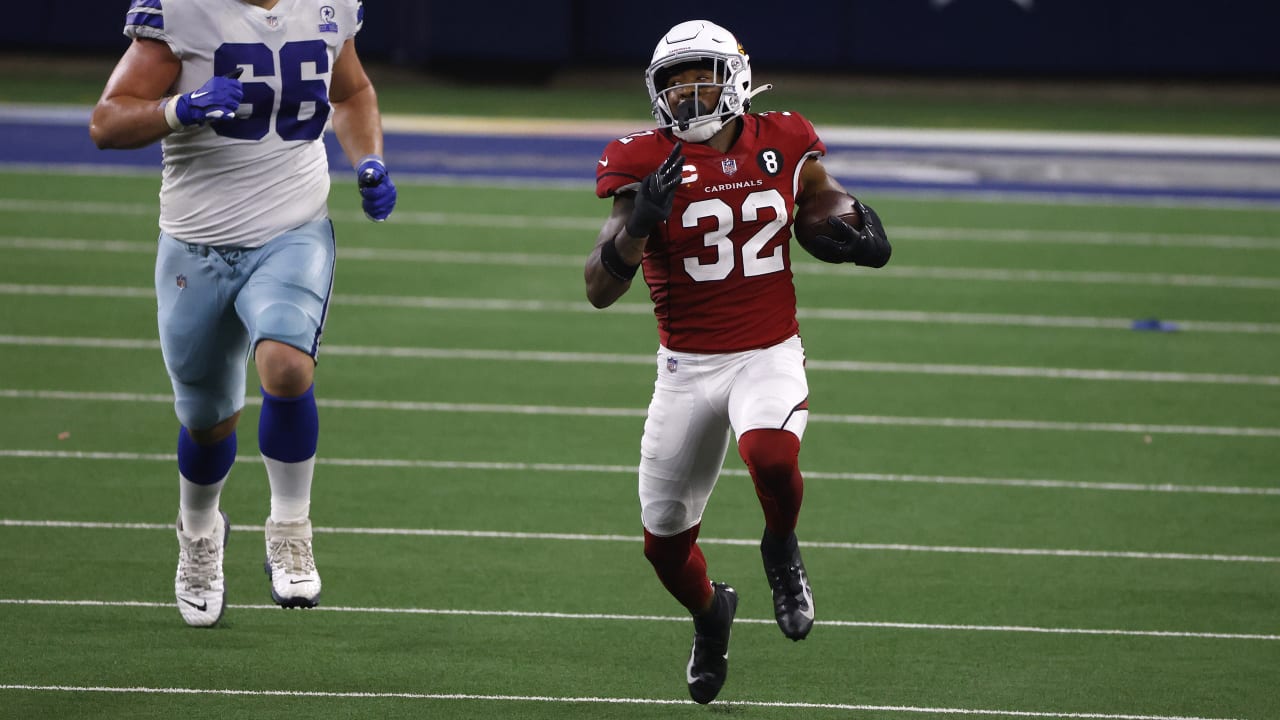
left=357, top=155, right=397, bottom=222
left=170, top=71, right=244, bottom=128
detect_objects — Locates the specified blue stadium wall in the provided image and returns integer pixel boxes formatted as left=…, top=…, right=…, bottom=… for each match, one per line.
left=11, top=0, right=1278, bottom=79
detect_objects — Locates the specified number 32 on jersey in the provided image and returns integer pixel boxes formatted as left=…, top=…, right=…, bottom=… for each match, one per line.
left=682, top=189, right=788, bottom=282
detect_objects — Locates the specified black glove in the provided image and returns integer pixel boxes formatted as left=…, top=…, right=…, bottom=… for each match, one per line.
left=806, top=199, right=892, bottom=267
left=626, top=142, right=684, bottom=238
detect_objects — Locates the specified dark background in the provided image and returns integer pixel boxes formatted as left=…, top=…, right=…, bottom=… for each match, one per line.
left=8, top=0, right=1277, bottom=82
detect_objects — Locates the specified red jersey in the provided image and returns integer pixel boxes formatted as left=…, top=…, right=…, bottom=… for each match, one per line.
left=596, top=112, right=826, bottom=353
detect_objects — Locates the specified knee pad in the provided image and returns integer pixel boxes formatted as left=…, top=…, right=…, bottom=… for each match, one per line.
left=253, top=302, right=313, bottom=347
left=172, top=382, right=244, bottom=432
left=175, top=398, right=225, bottom=432
left=641, top=499, right=695, bottom=538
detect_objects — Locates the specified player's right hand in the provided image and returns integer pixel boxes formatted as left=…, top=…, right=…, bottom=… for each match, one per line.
left=810, top=200, right=892, bottom=268
left=626, top=142, right=684, bottom=238
left=173, top=72, right=244, bottom=127
left=357, top=155, right=397, bottom=222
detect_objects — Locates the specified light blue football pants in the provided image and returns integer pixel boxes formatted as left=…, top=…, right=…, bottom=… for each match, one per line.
left=154, top=219, right=336, bottom=430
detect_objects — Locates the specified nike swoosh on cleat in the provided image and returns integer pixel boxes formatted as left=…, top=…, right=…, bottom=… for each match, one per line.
left=288, top=579, right=312, bottom=585
left=686, top=650, right=729, bottom=684
left=178, top=597, right=208, bottom=612
left=799, top=578, right=815, bottom=620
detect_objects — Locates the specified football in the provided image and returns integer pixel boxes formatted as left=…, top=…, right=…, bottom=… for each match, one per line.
left=792, top=189, right=861, bottom=252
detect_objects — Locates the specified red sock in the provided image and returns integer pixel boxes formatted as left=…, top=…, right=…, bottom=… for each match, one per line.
left=738, top=428, right=804, bottom=537
left=643, top=525, right=714, bottom=613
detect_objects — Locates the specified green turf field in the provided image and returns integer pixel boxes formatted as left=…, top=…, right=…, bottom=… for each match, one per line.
left=2, top=101, right=1279, bottom=718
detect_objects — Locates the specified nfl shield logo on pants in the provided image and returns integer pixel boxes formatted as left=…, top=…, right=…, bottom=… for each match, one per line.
left=666, top=356, right=678, bottom=373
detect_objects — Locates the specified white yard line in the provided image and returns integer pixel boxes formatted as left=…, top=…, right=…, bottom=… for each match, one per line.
left=3, top=283, right=1279, bottom=334
left=2, top=334, right=1276, bottom=386
left=3, top=388, right=1278, bottom=437
left=1, top=598, right=1276, bottom=643
left=4, top=234, right=1280, bottom=289
left=2, top=449, right=1277, bottom=497
left=1, top=199, right=1278, bottom=249
left=880, top=226, right=1280, bottom=251
left=2, top=519, right=1276, bottom=564
left=0, top=682, right=1247, bottom=720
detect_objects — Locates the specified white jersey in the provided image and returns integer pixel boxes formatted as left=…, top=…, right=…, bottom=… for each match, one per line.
left=124, top=0, right=363, bottom=247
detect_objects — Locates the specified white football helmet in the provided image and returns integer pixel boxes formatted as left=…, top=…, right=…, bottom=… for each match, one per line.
left=644, top=20, right=772, bottom=143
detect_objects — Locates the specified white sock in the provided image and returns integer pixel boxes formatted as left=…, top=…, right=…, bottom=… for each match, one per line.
left=179, top=473, right=227, bottom=537
left=264, top=454, right=314, bottom=523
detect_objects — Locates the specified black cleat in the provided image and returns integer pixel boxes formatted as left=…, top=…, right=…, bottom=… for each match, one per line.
left=761, top=531, right=814, bottom=640
left=686, top=582, right=738, bottom=704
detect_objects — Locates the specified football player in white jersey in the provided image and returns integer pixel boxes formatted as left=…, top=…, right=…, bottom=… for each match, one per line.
left=89, top=0, right=397, bottom=627
left=585, top=20, right=890, bottom=703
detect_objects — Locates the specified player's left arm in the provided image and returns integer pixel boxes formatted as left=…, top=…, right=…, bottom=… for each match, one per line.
left=796, top=156, right=891, bottom=268
left=330, top=39, right=396, bottom=221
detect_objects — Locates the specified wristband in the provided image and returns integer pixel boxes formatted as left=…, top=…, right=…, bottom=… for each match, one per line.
left=357, top=154, right=387, bottom=187
left=163, top=95, right=186, bottom=132
left=600, top=238, right=640, bottom=282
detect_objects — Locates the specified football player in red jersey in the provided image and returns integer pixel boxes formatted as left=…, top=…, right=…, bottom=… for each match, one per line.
left=584, top=19, right=891, bottom=704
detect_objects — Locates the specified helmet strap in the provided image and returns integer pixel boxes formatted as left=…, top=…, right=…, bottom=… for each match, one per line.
left=746, top=83, right=774, bottom=102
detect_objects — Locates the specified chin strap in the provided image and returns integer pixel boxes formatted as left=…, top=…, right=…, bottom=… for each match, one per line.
left=740, top=83, right=774, bottom=115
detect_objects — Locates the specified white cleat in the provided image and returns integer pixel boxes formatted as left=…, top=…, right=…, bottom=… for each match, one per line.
left=264, top=517, right=321, bottom=608
left=175, top=511, right=229, bottom=628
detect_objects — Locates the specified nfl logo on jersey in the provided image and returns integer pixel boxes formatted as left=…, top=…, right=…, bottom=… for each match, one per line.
left=721, top=158, right=738, bottom=177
